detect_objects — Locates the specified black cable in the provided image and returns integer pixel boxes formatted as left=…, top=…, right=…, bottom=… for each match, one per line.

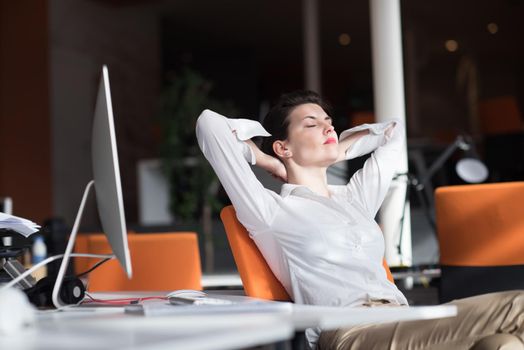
left=76, top=257, right=112, bottom=278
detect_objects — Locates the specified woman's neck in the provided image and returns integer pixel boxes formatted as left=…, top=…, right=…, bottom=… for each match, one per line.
left=286, top=166, right=330, bottom=197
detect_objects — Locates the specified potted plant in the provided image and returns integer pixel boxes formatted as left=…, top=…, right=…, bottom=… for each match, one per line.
left=157, top=68, right=237, bottom=272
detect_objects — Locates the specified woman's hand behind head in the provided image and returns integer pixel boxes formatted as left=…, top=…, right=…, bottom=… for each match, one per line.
left=246, top=139, right=288, bottom=183
left=268, top=157, right=288, bottom=183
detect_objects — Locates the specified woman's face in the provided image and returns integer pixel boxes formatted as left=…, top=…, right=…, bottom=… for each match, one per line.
left=283, top=103, right=338, bottom=167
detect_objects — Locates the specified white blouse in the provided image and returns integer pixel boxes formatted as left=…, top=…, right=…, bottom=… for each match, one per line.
left=196, top=109, right=408, bottom=347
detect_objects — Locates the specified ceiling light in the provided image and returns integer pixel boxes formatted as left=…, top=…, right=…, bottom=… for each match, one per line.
left=445, top=40, right=458, bottom=52
left=487, top=22, right=498, bottom=34
left=338, top=33, right=351, bottom=46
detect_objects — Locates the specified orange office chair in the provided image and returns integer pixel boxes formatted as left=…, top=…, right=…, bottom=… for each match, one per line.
left=75, top=232, right=202, bottom=292
left=220, top=205, right=394, bottom=301
left=435, top=182, right=524, bottom=302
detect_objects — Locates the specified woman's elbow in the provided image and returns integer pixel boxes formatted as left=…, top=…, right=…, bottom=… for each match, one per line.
left=195, top=109, right=214, bottom=133
left=196, top=109, right=225, bottom=141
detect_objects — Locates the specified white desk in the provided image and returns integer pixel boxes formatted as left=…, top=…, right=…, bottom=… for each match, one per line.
left=0, top=292, right=457, bottom=350
left=132, top=292, right=457, bottom=332
left=200, top=291, right=457, bottom=332
left=201, top=273, right=243, bottom=289
left=290, top=304, right=457, bottom=331
left=0, top=304, right=294, bottom=350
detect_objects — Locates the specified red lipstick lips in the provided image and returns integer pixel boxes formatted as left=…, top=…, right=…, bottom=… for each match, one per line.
left=324, top=137, right=337, bottom=145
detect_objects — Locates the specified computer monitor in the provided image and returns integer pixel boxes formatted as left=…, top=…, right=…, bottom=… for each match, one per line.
left=51, top=65, right=132, bottom=307
left=91, top=65, right=132, bottom=278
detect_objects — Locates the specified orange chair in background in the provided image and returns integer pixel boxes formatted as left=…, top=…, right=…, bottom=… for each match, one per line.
left=435, top=182, right=524, bottom=302
left=75, top=232, right=202, bottom=292
left=220, top=205, right=394, bottom=301
left=74, top=233, right=91, bottom=276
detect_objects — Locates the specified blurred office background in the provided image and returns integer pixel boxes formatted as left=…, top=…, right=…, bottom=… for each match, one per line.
left=1, top=0, right=523, bottom=276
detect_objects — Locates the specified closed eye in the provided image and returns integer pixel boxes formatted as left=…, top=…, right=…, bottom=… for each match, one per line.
left=305, top=125, right=316, bottom=128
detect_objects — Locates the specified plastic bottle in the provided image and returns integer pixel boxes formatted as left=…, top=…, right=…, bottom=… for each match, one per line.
left=31, top=235, right=47, bottom=280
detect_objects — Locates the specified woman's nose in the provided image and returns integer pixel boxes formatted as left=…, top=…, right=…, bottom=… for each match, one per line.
left=324, top=124, right=334, bottom=135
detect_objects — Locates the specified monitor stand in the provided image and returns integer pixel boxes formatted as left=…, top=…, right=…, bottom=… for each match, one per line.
left=52, top=180, right=108, bottom=308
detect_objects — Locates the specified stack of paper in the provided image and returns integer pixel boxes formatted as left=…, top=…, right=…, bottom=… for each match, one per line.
left=0, top=212, right=40, bottom=237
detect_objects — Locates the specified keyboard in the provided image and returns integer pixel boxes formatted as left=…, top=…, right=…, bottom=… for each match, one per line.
left=168, top=295, right=236, bottom=306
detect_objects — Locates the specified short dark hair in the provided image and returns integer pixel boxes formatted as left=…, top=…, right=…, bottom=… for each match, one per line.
left=261, top=90, right=331, bottom=158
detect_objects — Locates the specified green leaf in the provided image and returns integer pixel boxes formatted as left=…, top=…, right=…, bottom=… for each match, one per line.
left=157, top=67, right=238, bottom=221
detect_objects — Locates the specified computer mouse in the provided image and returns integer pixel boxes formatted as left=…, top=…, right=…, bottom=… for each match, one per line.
left=166, top=289, right=207, bottom=299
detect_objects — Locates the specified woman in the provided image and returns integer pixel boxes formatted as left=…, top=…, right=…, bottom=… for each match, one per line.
left=196, top=90, right=523, bottom=349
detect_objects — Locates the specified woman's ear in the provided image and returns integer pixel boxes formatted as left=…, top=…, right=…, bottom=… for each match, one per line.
left=273, top=140, right=292, bottom=159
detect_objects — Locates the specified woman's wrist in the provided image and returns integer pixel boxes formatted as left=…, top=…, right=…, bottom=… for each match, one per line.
left=337, top=129, right=369, bottom=162
left=245, top=139, right=264, bottom=164
left=256, top=148, right=278, bottom=171
left=245, top=139, right=287, bottom=181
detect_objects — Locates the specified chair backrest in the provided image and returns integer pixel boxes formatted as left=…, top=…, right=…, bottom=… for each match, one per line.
left=435, top=182, right=524, bottom=302
left=220, top=205, right=394, bottom=301
left=220, top=206, right=291, bottom=301
left=75, top=232, right=202, bottom=292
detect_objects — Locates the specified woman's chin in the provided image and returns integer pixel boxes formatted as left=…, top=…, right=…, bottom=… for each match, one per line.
left=319, top=156, right=339, bottom=168
left=294, top=152, right=338, bottom=168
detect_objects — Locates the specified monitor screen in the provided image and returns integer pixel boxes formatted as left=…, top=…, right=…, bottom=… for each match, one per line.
left=91, top=65, right=132, bottom=278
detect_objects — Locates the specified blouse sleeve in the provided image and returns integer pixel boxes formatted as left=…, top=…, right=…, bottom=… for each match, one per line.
left=341, top=119, right=405, bottom=218
left=196, top=109, right=279, bottom=233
